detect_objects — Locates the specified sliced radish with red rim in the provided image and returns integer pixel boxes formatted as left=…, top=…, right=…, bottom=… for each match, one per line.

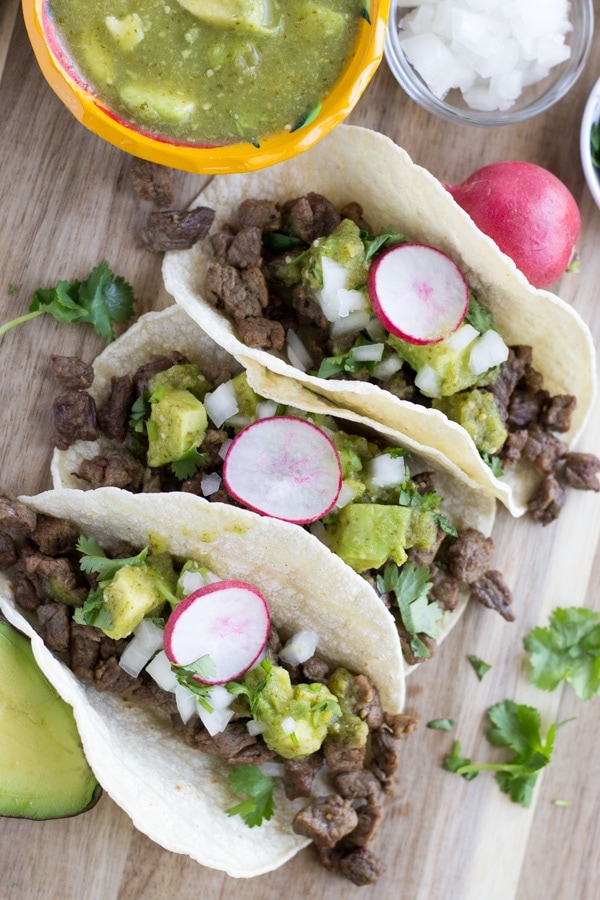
left=163, top=581, right=270, bottom=684
left=367, top=243, right=469, bottom=345
left=223, top=416, right=342, bottom=524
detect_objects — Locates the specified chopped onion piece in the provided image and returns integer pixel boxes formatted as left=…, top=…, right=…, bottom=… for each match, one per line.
left=334, top=481, right=359, bottom=509
left=223, top=414, right=252, bottom=429
left=204, top=380, right=239, bottom=427
left=469, top=329, right=509, bottom=375
left=218, top=438, right=232, bottom=460
left=281, top=716, right=297, bottom=735
left=175, top=683, right=197, bottom=724
left=309, top=520, right=329, bottom=545
left=337, top=288, right=367, bottom=318
left=279, top=630, right=319, bottom=666
left=260, top=761, right=285, bottom=778
left=319, top=256, right=350, bottom=321
left=146, top=650, right=178, bottom=692
left=256, top=400, right=279, bottom=419
left=351, top=343, right=384, bottom=362
left=373, top=355, right=403, bottom=380
left=330, top=310, right=371, bottom=338
left=286, top=329, right=312, bottom=372
left=201, top=472, right=222, bottom=496
left=446, top=323, right=479, bottom=352
left=210, top=684, right=235, bottom=710
left=119, top=618, right=164, bottom=677
left=414, top=364, right=442, bottom=398
left=246, top=719, right=266, bottom=736
left=368, top=452, right=406, bottom=488
left=197, top=701, right=235, bottom=736
left=365, top=317, right=388, bottom=341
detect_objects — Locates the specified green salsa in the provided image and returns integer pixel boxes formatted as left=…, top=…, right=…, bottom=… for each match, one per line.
left=48, top=0, right=365, bottom=143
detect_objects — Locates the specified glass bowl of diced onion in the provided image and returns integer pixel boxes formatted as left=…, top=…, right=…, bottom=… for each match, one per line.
left=384, top=0, right=593, bottom=126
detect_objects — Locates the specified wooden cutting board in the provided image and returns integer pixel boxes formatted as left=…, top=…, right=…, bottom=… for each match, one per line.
left=1, top=3, right=600, bottom=897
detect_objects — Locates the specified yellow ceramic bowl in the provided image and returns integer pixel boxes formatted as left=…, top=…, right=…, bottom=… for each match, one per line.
left=23, top=0, right=390, bottom=174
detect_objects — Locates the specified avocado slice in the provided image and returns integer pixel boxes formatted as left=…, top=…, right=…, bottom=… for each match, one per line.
left=0, top=620, right=101, bottom=819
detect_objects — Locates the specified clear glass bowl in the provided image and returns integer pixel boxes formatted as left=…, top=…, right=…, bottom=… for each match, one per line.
left=580, top=74, right=600, bottom=210
left=384, top=0, right=594, bottom=126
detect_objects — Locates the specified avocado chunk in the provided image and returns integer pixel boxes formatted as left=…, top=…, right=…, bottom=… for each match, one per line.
left=147, top=387, right=208, bottom=468
left=101, top=564, right=167, bottom=640
left=176, top=0, right=280, bottom=34
left=327, top=667, right=369, bottom=750
left=148, top=364, right=211, bottom=401
left=433, top=390, right=508, bottom=455
left=0, top=620, right=100, bottom=819
left=325, top=503, right=438, bottom=572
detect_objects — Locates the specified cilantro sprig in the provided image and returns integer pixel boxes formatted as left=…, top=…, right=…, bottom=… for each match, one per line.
left=0, top=262, right=135, bottom=342
left=524, top=607, right=600, bottom=700
left=172, top=655, right=217, bottom=711
left=226, top=764, right=276, bottom=827
left=377, top=562, right=443, bottom=659
left=170, top=446, right=209, bottom=480
left=73, top=536, right=149, bottom=629
left=468, top=655, right=492, bottom=681
left=361, top=226, right=405, bottom=262
left=397, top=482, right=457, bottom=537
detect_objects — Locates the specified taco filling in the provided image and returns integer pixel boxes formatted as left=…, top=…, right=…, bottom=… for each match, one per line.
left=193, top=192, right=600, bottom=524
left=0, top=493, right=416, bottom=885
left=50, top=339, right=513, bottom=664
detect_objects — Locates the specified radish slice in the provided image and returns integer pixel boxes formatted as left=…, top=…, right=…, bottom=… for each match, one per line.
left=163, top=581, right=270, bottom=684
left=222, top=416, right=342, bottom=524
left=367, top=243, right=469, bottom=344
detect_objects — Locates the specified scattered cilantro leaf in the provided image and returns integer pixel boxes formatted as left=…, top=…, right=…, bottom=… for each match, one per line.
left=591, top=121, right=600, bottom=169
left=316, top=341, right=378, bottom=380
left=524, top=607, right=600, bottom=700
left=468, top=655, right=492, bottom=681
left=443, top=740, right=478, bottom=780
left=73, top=588, right=114, bottom=630
left=172, top=655, right=217, bottom=711
left=129, top=393, right=149, bottom=433
left=76, top=536, right=149, bottom=584
left=427, top=718, right=455, bottom=731
left=262, top=232, right=306, bottom=253
left=480, top=451, right=504, bottom=477
left=0, top=262, right=135, bottom=342
left=361, top=226, right=405, bottom=262
left=8, top=283, right=18, bottom=295
left=226, top=765, right=275, bottom=827
left=377, top=562, right=442, bottom=658
left=171, top=446, right=209, bottom=480
left=465, top=292, right=495, bottom=333
left=227, top=659, right=272, bottom=716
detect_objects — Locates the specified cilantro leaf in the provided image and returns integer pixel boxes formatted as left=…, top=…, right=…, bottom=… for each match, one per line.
left=171, top=446, right=209, bottom=480
left=427, top=718, right=455, bottom=731
left=524, top=607, right=600, bottom=700
left=361, top=226, right=405, bottom=262
left=377, top=562, right=443, bottom=658
left=480, top=451, right=504, bottom=477
left=316, top=345, right=377, bottom=380
left=172, top=654, right=217, bottom=710
left=76, top=536, right=149, bottom=584
left=73, top=588, right=114, bottom=630
left=468, top=655, right=492, bottom=681
left=465, top=292, right=495, bottom=333
left=129, top=393, right=149, bottom=433
left=443, top=740, right=478, bottom=780
left=0, top=262, right=135, bottom=342
left=226, top=764, right=275, bottom=827
left=262, top=232, right=306, bottom=252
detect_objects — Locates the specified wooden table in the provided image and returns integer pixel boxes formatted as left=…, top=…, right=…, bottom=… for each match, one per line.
left=1, top=3, right=600, bottom=897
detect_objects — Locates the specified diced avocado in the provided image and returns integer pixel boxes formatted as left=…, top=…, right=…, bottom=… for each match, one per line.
left=119, top=83, right=196, bottom=123
left=433, top=390, right=508, bottom=455
left=147, top=388, right=208, bottom=468
left=176, top=0, right=280, bottom=34
left=326, top=503, right=437, bottom=572
left=230, top=373, right=260, bottom=419
left=244, top=665, right=340, bottom=759
left=101, top=564, right=166, bottom=639
left=327, top=667, right=369, bottom=749
left=0, top=620, right=100, bottom=819
left=389, top=325, right=496, bottom=397
left=304, top=219, right=369, bottom=292
left=298, top=2, right=348, bottom=37
left=148, top=364, right=211, bottom=401
left=105, top=13, right=145, bottom=51
left=332, top=430, right=372, bottom=480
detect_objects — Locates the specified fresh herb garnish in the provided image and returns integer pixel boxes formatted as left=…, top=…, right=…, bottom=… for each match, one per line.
left=480, top=451, right=504, bottom=477
left=128, top=393, right=149, bottom=433
left=227, top=658, right=273, bottom=715
left=447, top=700, right=571, bottom=807
left=443, top=740, right=478, bottom=780
left=377, top=562, right=443, bottom=659
left=73, top=588, right=114, bottom=630
left=465, top=292, right=495, bottom=334
left=171, top=446, right=209, bottom=480
left=427, top=718, right=455, bottom=731
left=468, top=655, right=492, bottom=681
left=316, top=340, right=380, bottom=379
left=361, top=226, right=405, bottom=262
left=0, top=262, right=135, bottom=342
left=226, top=764, right=276, bottom=827
left=77, top=535, right=149, bottom=583
left=397, top=483, right=457, bottom=537
left=172, top=654, right=217, bottom=711
left=262, top=232, right=306, bottom=253
left=524, top=607, right=600, bottom=700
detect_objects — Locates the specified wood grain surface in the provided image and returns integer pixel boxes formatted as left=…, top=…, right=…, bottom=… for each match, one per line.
left=1, top=5, right=600, bottom=899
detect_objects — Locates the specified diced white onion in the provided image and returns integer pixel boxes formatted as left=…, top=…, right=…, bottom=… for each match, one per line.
left=118, top=618, right=164, bottom=677
left=223, top=414, right=252, bottom=428
left=201, top=472, right=222, bottom=496
left=330, top=310, right=372, bottom=338
left=145, top=650, right=178, bottom=692
left=469, top=328, right=509, bottom=375
left=319, top=256, right=350, bottom=321
left=218, top=438, right=232, bottom=460
left=286, top=329, right=313, bottom=372
left=281, top=716, right=297, bottom=735
left=365, top=317, right=388, bottom=341
left=337, top=288, right=367, bottom=318
left=247, top=718, right=267, bottom=736
left=446, top=322, right=479, bottom=352
left=368, top=452, right=406, bottom=488
left=210, top=684, right=235, bottom=710
left=414, top=364, right=442, bottom=398
left=351, top=342, right=384, bottom=362
left=197, top=700, right=235, bottom=736
left=373, top=355, right=403, bottom=380
left=175, top=683, right=197, bottom=724
left=260, top=761, right=286, bottom=778
left=203, top=380, right=239, bottom=427
left=279, top=630, right=319, bottom=666
left=334, top=481, right=359, bottom=509
left=256, top=400, right=279, bottom=419
left=309, top=520, right=329, bottom=545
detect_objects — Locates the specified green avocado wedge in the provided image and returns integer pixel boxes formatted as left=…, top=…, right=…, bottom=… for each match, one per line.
left=0, top=619, right=101, bottom=819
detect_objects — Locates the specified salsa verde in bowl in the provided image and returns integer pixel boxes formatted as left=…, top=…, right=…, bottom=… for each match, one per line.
left=23, top=0, right=389, bottom=173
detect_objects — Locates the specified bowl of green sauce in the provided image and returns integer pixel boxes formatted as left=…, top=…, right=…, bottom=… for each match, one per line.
left=580, top=74, right=600, bottom=212
left=24, top=0, right=389, bottom=173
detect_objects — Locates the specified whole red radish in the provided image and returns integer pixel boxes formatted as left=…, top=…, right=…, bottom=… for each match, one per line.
left=445, top=161, right=580, bottom=290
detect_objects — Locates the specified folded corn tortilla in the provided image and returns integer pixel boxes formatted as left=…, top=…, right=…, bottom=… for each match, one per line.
left=51, top=305, right=497, bottom=659
left=161, top=124, right=597, bottom=517
left=0, top=486, right=405, bottom=877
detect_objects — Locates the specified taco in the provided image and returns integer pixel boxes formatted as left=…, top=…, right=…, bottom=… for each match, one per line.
left=50, top=305, right=507, bottom=667
left=0, top=487, right=409, bottom=883
left=160, top=125, right=599, bottom=524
